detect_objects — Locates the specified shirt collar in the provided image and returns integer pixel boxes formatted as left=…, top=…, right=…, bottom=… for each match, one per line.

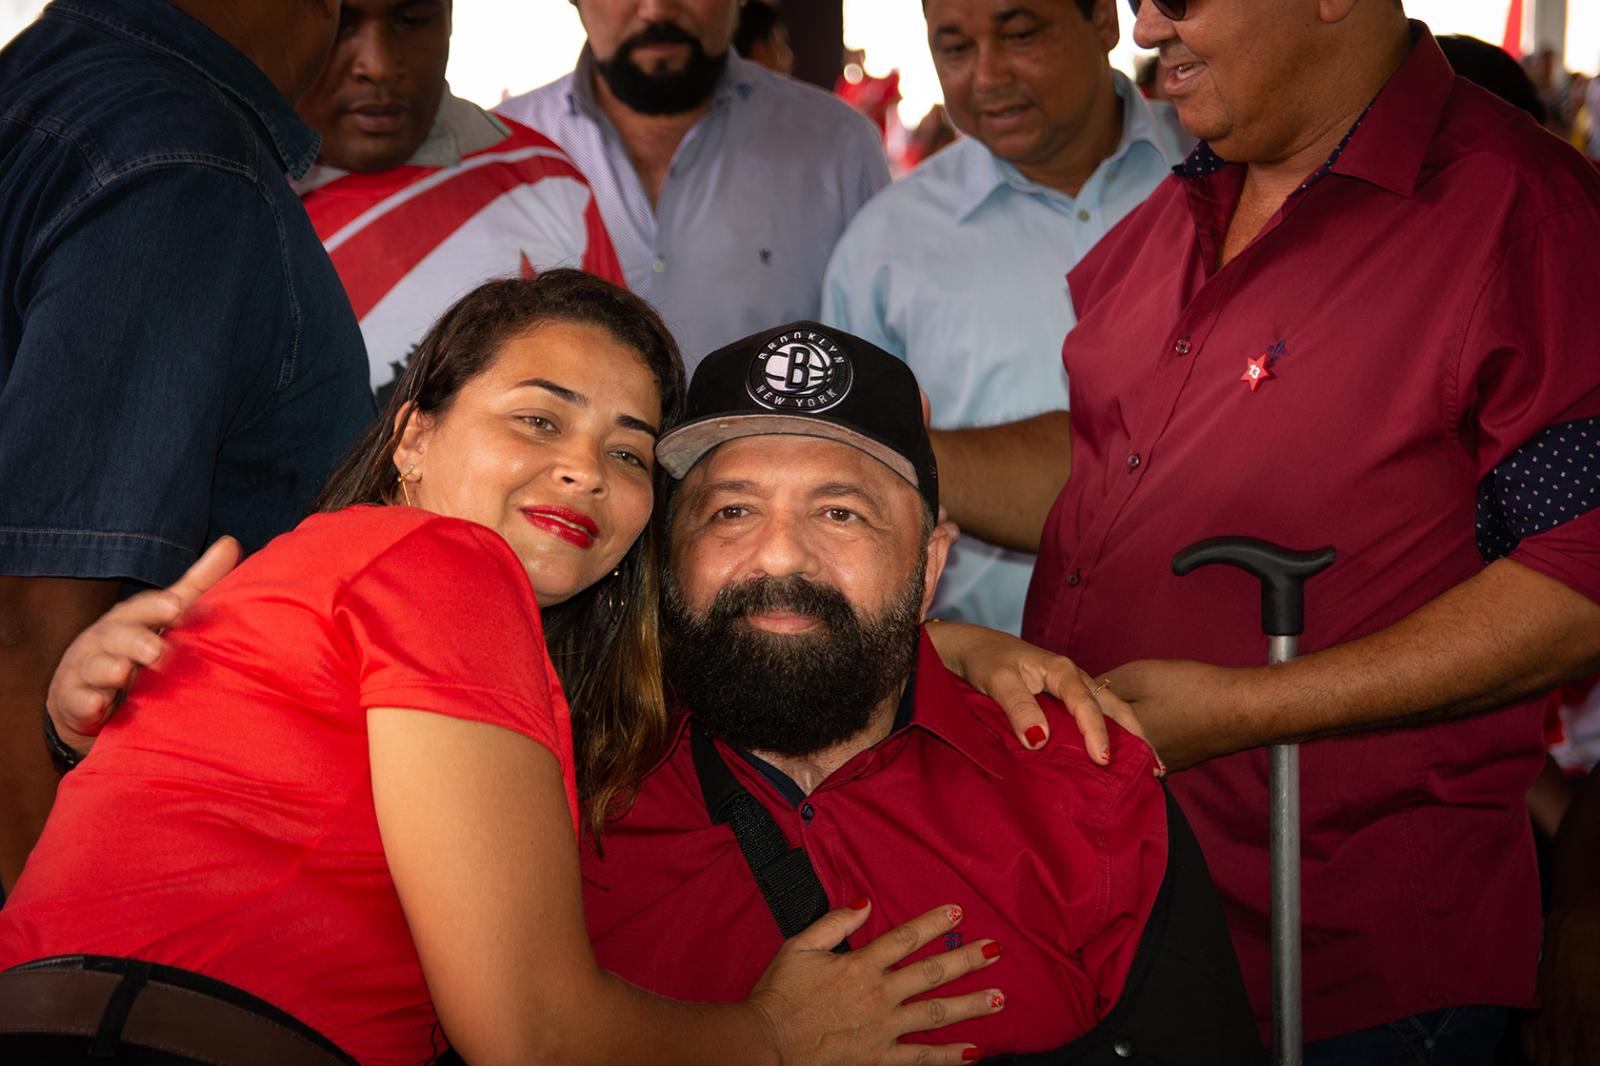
left=691, top=624, right=1004, bottom=787
left=893, top=629, right=1015, bottom=780
left=956, top=70, right=1172, bottom=222
left=729, top=646, right=923, bottom=807
left=48, top=0, right=321, bottom=177
left=675, top=627, right=1014, bottom=805
left=1324, top=22, right=1452, bottom=198
left=1174, top=21, right=1451, bottom=201
left=567, top=44, right=755, bottom=121
left=406, top=87, right=511, bottom=167
left=292, top=88, right=510, bottom=194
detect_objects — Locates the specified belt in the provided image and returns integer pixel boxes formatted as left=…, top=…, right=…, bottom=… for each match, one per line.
left=0, top=960, right=354, bottom=1066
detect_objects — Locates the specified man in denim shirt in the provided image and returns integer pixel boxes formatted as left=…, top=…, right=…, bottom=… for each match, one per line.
left=0, top=0, right=375, bottom=889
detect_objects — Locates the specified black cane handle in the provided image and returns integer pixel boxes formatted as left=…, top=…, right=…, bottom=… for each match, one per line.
left=1171, top=537, right=1336, bottom=637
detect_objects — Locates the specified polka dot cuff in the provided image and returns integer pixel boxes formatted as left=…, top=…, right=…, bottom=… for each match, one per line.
left=1476, top=416, right=1600, bottom=562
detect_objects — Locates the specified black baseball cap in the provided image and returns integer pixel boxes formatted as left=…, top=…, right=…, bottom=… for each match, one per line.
left=656, top=322, right=939, bottom=514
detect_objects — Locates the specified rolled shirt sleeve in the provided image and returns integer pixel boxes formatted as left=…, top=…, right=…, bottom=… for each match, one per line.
left=1456, top=204, right=1600, bottom=604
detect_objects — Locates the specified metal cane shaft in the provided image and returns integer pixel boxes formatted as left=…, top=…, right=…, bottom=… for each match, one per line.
left=1170, top=538, right=1334, bottom=1066
left=1269, top=635, right=1301, bottom=1066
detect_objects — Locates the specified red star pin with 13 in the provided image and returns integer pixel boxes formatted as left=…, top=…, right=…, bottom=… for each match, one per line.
left=1241, top=352, right=1273, bottom=392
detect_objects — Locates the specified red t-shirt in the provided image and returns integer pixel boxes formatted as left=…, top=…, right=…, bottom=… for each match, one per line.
left=1022, top=26, right=1600, bottom=1042
left=0, top=506, right=577, bottom=1065
left=582, top=632, right=1167, bottom=1055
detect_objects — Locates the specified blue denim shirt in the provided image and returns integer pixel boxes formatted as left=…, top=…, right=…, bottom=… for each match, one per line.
left=0, top=0, right=374, bottom=585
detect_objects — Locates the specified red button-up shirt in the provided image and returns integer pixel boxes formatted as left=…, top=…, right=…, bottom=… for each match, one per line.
left=580, top=632, right=1167, bottom=1055
left=1023, top=27, right=1600, bottom=1042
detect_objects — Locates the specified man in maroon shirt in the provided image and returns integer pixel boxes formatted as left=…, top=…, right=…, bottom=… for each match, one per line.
left=581, top=323, right=1259, bottom=1062
left=931, top=1, right=1600, bottom=1061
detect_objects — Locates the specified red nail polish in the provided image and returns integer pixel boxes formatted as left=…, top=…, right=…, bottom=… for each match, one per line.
left=988, top=992, right=1006, bottom=1010
left=1024, top=724, right=1046, bottom=748
left=848, top=896, right=870, bottom=911
left=1100, top=746, right=1111, bottom=762
left=962, top=1049, right=982, bottom=1062
left=946, top=905, right=964, bottom=925
left=981, top=942, right=1002, bottom=960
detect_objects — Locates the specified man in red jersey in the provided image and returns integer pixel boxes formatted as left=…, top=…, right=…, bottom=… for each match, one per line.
left=293, top=0, right=623, bottom=403
left=928, top=1, right=1600, bottom=1061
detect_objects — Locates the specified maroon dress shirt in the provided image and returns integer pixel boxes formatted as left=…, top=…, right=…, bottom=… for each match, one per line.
left=580, top=632, right=1167, bottom=1055
left=1022, top=26, right=1600, bottom=1043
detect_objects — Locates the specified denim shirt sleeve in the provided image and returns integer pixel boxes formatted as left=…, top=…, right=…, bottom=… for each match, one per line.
left=0, top=164, right=294, bottom=584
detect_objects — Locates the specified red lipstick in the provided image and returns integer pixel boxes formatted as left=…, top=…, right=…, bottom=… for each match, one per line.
left=522, top=506, right=599, bottom=549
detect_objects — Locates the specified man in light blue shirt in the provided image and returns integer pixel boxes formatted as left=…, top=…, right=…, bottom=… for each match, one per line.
left=822, top=0, right=1190, bottom=633
left=499, top=2, right=889, bottom=368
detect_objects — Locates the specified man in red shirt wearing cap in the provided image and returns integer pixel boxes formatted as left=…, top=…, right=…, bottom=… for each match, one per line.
left=582, top=322, right=1258, bottom=1063
left=930, top=1, right=1600, bottom=1061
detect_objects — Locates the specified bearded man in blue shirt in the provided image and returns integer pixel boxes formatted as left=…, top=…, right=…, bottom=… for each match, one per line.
left=499, top=0, right=890, bottom=370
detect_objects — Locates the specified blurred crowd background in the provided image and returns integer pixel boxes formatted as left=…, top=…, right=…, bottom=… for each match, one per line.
left=6, top=0, right=1599, bottom=168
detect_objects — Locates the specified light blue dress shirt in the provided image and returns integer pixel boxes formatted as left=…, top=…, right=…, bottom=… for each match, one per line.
left=499, top=51, right=890, bottom=368
left=822, top=73, right=1192, bottom=633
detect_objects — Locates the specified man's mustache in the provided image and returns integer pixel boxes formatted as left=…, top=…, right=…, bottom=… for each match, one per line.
left=706, top=576, right=856, bottom=631
left=617, top=20, right=703, bottom=61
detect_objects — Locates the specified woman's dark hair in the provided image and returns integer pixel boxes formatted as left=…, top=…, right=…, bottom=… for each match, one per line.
left=315, top=269, right=686, bottom=839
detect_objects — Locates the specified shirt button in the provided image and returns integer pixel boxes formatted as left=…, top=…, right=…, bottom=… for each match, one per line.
left=801, top=803, right=815, bottom=824
left=651, top=257, right=667, bottom=273
left=1065, top=570, right=1082, bottom=587
left=1077, top=209, right=1091, bottom=222
left=1126, top=453, right=1142, bottom=472
left=1113, top=1036, right=1135, bottom=1058
left=1173, top=338, right=1191, bottom=355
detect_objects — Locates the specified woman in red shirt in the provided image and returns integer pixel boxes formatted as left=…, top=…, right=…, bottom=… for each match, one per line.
left=0, top=271, right=1002, bottom=1065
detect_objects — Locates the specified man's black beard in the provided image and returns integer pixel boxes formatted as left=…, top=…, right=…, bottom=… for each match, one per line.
left=593, top=21, right=728, bottom=116
left=663, top=570, right=924, bottom=758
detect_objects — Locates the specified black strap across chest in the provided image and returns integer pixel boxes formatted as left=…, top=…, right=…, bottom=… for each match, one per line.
left=688, top=730, right=1260, bottom=1064
left=689, top=724, right=849, bottom=953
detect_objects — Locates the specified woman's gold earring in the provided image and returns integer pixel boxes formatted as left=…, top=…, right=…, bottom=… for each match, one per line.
left=397, top=465, right=417, bottom=508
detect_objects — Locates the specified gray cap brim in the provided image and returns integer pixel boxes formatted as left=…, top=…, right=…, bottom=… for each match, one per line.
left=656, top=413, right=921, bottom=490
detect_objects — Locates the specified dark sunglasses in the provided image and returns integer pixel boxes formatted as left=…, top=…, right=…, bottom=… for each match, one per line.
left=1127, top=0, right=1188, bottom=20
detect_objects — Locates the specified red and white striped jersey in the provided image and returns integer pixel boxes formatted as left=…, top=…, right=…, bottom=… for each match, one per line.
left=301, top=108, right=623, bottom=402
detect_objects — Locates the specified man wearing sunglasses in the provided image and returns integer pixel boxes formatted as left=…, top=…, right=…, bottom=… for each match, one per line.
left=821, top=0, right=1191, bottom=637
left=931, top=1, right=1600, bottom=1062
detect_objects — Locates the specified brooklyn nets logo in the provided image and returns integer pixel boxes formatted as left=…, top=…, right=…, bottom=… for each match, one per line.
left=746, top=331, right=853, bottom=412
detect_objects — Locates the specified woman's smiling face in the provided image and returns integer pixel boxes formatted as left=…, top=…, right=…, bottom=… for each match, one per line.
left=394, top=320, right=662, bottom=606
